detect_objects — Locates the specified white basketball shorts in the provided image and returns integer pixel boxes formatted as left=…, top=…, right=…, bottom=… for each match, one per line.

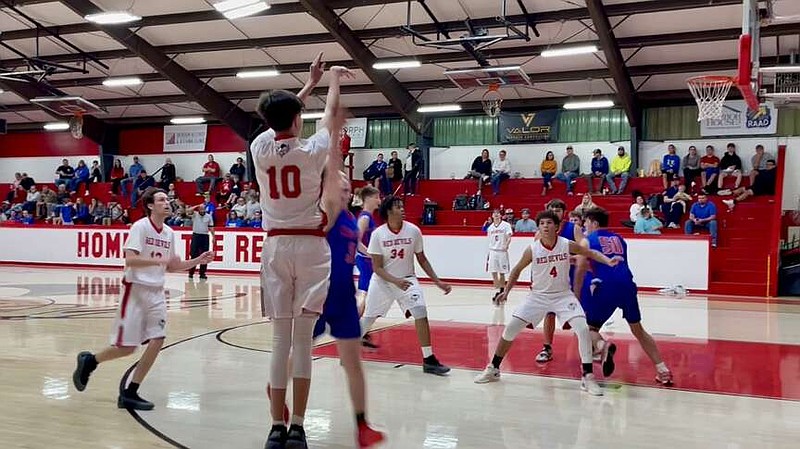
left=110, top=281, right=167, bottom=347
left=512, top=291, right=585, bottom=327
left=363, top=276, right=425, bottom=318
left=486, top=250, right=510, bottom=274
left=260, top=235, right=332, bottom=319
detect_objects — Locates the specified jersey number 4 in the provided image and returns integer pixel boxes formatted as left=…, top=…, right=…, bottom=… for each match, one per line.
left=390, top=248, right=405, bottom=259
left=266, top=165, right=301, bottom=199
left=549, top=266, right=558, bottom=278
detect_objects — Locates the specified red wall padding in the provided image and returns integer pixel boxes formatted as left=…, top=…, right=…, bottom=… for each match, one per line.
left=0, top=132, right=100, bottom=157
left=119, top=125, right=247, bottom=155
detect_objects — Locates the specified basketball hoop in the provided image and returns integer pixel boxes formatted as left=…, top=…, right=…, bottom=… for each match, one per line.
left=687, top=75, right=735, bottom=121
left=482, top=84, right=503, bottom=118
left=69, top=112, right=84, bottom=140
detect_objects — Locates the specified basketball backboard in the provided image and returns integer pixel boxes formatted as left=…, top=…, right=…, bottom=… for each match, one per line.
left=444, top=66, right=532, bottom=90
left=29, top=96, right=105, bottom=116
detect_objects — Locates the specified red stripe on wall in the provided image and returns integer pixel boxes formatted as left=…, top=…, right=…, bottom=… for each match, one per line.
left=0, top=132, right=100, bottom=157
left=119, top=125, right=247, bottom=155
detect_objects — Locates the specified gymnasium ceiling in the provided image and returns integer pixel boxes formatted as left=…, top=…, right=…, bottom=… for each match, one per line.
left=1, top=0, right=800, bottom=137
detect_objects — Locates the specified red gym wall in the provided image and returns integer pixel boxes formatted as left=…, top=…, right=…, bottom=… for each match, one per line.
left=119, top=125, right=246, bottom=155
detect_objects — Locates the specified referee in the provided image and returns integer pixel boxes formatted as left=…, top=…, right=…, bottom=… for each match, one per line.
left=189, top=205, right=214, bottom=280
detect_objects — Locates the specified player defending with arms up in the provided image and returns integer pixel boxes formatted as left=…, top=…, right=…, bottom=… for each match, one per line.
left=72, top=187, right=214, bottom=410
left=484, top=209, right=513, bottom=303
left=474, top=210, right=621, bottom=395
left=251, top=53, right=356, bottom=449
left=578, top=207, right=673, bottom=385
left=360, top=195, right=453, bottom=375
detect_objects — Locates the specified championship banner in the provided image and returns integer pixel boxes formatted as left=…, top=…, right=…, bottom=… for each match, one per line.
left=163, top=124, right=208, bottom=152
left=498, top=110, right=560, bottom=143
left=316, top=117, right=368, bottom=148
left=701, top=100, right=778, bottom=136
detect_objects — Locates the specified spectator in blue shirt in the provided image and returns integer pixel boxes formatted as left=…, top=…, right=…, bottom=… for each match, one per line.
left=74, top=198, right=91, bottom=224
left=585, top=148, right=609, bottom=194
left=19, top=210, right=34, bottom=225
left=131, top=170, right=155, bottom=205
left=225, top=210, right=244, bottom=227
left=70, top=160, right=91, bottom=196
left=661, top=144, right=681, bottom=190
left=121, top=156, right=145, bottom=199
left=56, top=202, right=76, bottom=226
left=202, top=194, right=217, bottom=216
left=684, top=194, right=718, bottom=247
left=635, top=207, right=663, bottom=235
left=249, top=210, right=263, bottom=228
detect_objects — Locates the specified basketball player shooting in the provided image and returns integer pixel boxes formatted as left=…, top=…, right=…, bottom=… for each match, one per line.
left=474, top=210, right=621, bottom=396
left=72, top=187, right=214, bottom=410
left=250, top=53, right=356, bottom=449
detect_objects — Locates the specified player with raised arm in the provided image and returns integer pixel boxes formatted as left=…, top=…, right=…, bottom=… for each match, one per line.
left=483, top=209, right=513, bottom=303
left=577, top=207, right=674, bottom=385
left=72, top=187, right=213, bottom=410
left=359, top=195, right=453, bottom=375
left=251, top=53, right=356, bottom=449
left=474, top=210, right=621, bottom=396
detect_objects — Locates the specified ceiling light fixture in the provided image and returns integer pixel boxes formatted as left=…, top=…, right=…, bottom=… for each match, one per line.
left=301, top=112, right=325, bottom=120
left=236, top=69, right=280, bottom=78
left=43, top=122, right=70, bottom=131
left=214, top=0, right=270, bottom=20
left=102, top=77, right=143, bottom=87
left=417, top=104, right=462, bottom=113
left=84, top=11, right=142, bottom=25
left=372, top=60, right=422, bottom=70
left=563, top=99, right=614, bottom=110
left=541, top=44, right=599, bottom=58
left=170, top=117, right=206, bottom=125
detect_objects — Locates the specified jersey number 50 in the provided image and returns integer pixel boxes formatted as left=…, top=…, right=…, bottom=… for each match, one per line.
left=266, top=165, right=302, bottom=199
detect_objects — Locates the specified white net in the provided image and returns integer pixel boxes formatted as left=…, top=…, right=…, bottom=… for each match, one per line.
left=482, top=88, right=503, bottom=118
left=687, top=76, right=734, bottom=121
left=69, top=114, right=84, bottom=140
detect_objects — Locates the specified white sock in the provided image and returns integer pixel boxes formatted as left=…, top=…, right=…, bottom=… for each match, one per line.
left=421, top=346, right=433, bottom=358
left=291, top=415, right=304, bottom=426
left=272, top=419, right=286, bottom=427
left=655, top=362, right=669, bottom=373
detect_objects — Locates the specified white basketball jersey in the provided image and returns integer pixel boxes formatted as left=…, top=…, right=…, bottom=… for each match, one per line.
left=368, top=221, right=424, bottom=279
left=124, top=217, right=175, bottom=288
left=487, top=221, right=513, bottom=251
left=250, top=128, right=331, bottom=230
left=530, top=236, right=571, bottom=297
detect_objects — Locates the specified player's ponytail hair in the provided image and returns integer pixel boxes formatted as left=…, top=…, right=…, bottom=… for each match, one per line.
left=141, top=187, right=167, bottom=216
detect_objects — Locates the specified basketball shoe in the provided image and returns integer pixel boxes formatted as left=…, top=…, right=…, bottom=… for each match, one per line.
left=601, top=342, right=617, bottom=377
left=72, top=351, right=97, bottom=392
left=473, top=364, right=501, bottom=384
left=535, top=346, right=553, bottom=363
left=581, top=373, right=603, bottom=396
left=285, top=424, right=308, bottom=449
left=265, top=424, right=287, bottom=449
left=656, top=370, right=674, bottom=386
left=357, top=422, right=386, bottom=448
left=422, top=355, right=451, bottom=375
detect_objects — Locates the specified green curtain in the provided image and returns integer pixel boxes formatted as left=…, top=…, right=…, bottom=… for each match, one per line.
left=777, top=107, right=800, bottom=135
left=366, top=119, right=417, bottom=149
left=557, top=109, right=630, bottom=142
left=301, top=121, right=316, bottom=139
left=643, top=106, right=701, bottom=140
left=433, top=115, right=498, bottom=146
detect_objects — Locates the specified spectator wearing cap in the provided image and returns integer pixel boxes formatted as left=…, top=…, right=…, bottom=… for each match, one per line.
left=585, top=149, right=609, bottom=194
left=717, top=143, right=743, bottom=190
left=682, top=146, right=701, bottom=192
left=503, top=208, right=515, bottom=226
left=606, top=146, right=631, bottom=194
left=662, top=144, right=681, bottom=190
left=723, top=158, right=777, bottom=211
left=634, top=207, right=663, bottom=235
left=132, top=169, right=155, bottom=205
left=684, top=193, right=718, bottom=248
left=514, top=208, right=537, bottom=233
left=748, top=144, right=775, bottom=186
left=491, top=150, right=511, bottom=196
left=120, top=156, right=144, bottom=199
left=555, top=145, right=580, bottom=195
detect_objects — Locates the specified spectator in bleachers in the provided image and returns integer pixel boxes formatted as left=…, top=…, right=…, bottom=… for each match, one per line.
left=465, top=149, right=492, bottom=191
left=634, top=207, right=663, bottom=235
left=364, top=153, right=390, bottom=195
left=89, top=160, right=102, bottom=184
left=662, top=144, right=681, bottom=190
left=232, top=196, right=247, bottom=218
left=717, top=143, right=743, bottom=190
left=19, top=210, right=33, bottom=225
left=196, top=154, right=221, bottom=195
left=682, top=145, right=701, bottom=192
left=685, top=193, right=718, bottom=248
left=167, top=183, right=177, bottom=205
left=225, top=210, right=244, bottom=227
left=54, top=159, right=75, bottom=189
left=661, top=180, right=692, bottom=229
left=585, top=149, right=609, bottom=194
left=70, top=160, right=91, bottom=196
left=21, top=185, right=40, bottom=214
left=723, top=159, right=777, bottom=211
left=53, top=201, right=76, bottom=226
left=120, top=156, right=144, bottom=199
left=55, top=184, right=70, bottom=206
left=19, top=173, right=35, bottom=192
left=540, top=151, right=557, bottom=196
left=230, top=157, right=247, bottom=183
left=748, top=144, right=774, bottom=187
left=700, top=145, right=720, bottom=194
left=623, top=194, right=646, bottom=228
left=403, top=143, right=424, bottom=195
left=607, top=146, right=632, bottom=195
left=245, top=186, right=259, bottom=203
left=245, top=193, right=260, bottom=221
left=491, top=150, right=511, bottom=196
left=36, top=186, right=56, bottom=219
left=109, top=159, right=126, bottom=194
left=388, top=150, right=403, bottom=186
left=503, top=207, right=515, bottom=226
left=217, top=174, right=235, bottom=207
left=166, top=200, right=187, bottom=227
left=89, top=198, right=105, bottom=225
left=249, top=210, right=263, bottom=228
left=159, top=157, right=176, bottom=189
left=6, top=173, right=22, bottom=203
left=74, top=198, right=91, bottom=224
left=514, top=208, right=537, bottom=233
left=201, top=193, right=216, bottom=216
left=555, top=145, right=580, bottom=196
left=574, top=193, right=598, bottom=215
left=103, top=201, right=123, bottom=226
left=132, top=170, right=155, bottom=205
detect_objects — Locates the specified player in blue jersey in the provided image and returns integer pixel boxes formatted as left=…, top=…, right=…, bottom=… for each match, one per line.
left=578, top=207, right=673, bottom=385
left=355, top=186, right=381, bottom=310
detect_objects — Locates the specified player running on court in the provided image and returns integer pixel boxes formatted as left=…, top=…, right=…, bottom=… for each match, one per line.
left=72, top=187, right=214, bottom=410
left=474, top=210, right=621, bottom=395
left=251, top=52, right=355, bottom=449
left=577, top=207, right=674, bottom=385
left=484, top=209, right=513, bottom=303
left=359, top=195, right=453, bottom=375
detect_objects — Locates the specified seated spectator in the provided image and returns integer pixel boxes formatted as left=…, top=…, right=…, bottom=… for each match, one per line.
left=503, top=207, right=515, bottom=226
left=246, top=194, right=260, bottom=220
left=18, top=210, right=34, bottom=225
left=89, top=198, right=106, bottom=225
left=555, top=145, right=580, bottom=195
left=159, top=157, right=177, bottom=189
left=22, top=186, right=40, bottom=214
left=103, top=201, right=126, bottom=226
left=53, top=201, right=76, bottom=226
left=540, top=151, right=557, bottom=196
left=230, top=157, right=247, bottom=183
left=54, top=159, right=75, bottom=188
left=245, top=186, right=259, bottom=203
left=249, top=210, right=263, bottom=228
left=723, top=159, right=777, bottom=211
left=225, top=210, right=244, bottom=227
left=109, top=159, right=126, bottom=194
left=19, top=172, right=35, bottom=192
left=70, top=160, right=91, bottom=196
left=167, top=183, right=177, bottom=205
left=364, top=154, right=390, bottom=194
left=89, top=160, right=103, bottom=184
left=36, top=186, right=56, bottom=219
left=514, top=208, right=537, bottom=233
left=684, top=193, right=718, bottom=248
left=387, top=150, right=403, bottom=186
left=585, top=149, right=609, bottom=194
left=491, top=150, right=511, bottom=196
left=196, top=154, right=221, bottom=195
left=132, top=170, right=155, bottom=205
left=465, top=149, right=492, bottom=191
left=682, top=145, right=701, bottom=192
left=748, top=144, right=775, bottom=186
left=662, top=144, right=681, bottom=190
left=623, top=194, right=646, bottom=228
left=74, top=198, right=91, bottom=224
left=217, top=174, right=235, bottom=207
left=606, top=146, right=631, bottom=195
left=232, top=196, right=247, bottom=218
left=634, top=207, right=663, bottom=235
left=661, top=180, right=692, bottom=229
left=700, top=145, right=720, bottom=194
left=574, top=193, right=597, bottom=215
left=201, top=194, right=216, bottom=215
left=717, top=143, right=743, bottom=190
left=5, top=173, right=22, bottom=203
left=120, top=156, right=144, bottom=199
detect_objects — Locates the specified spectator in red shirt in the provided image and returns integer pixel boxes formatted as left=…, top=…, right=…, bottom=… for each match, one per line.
left=699, top=145, right=720, bottom=194
left=195, top=154, right=221, bottom=195
left=109, top=159, right=126, bottom=194
left=340, top=128, right=352, bottom=160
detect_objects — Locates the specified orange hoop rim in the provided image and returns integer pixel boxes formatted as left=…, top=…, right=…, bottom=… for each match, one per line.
left=687, top=75, right=736, bottom=85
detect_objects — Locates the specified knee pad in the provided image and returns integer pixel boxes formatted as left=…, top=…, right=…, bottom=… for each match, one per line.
left=291, top=314, right=317, bottom=380
left=269, top=318, right=293, bottom=389
left=407, top=305, right=427, bottom=320
left=502, top=317, right=527, bottom=341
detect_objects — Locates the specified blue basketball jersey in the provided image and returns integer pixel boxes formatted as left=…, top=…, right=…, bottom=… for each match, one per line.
left=585, top=229, right=634, bottom=285
left=358, top=210, right=376, bottom=251
left=328, top=211, right=359, bottom=283
left=559, top=221, right=576, bottom=241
